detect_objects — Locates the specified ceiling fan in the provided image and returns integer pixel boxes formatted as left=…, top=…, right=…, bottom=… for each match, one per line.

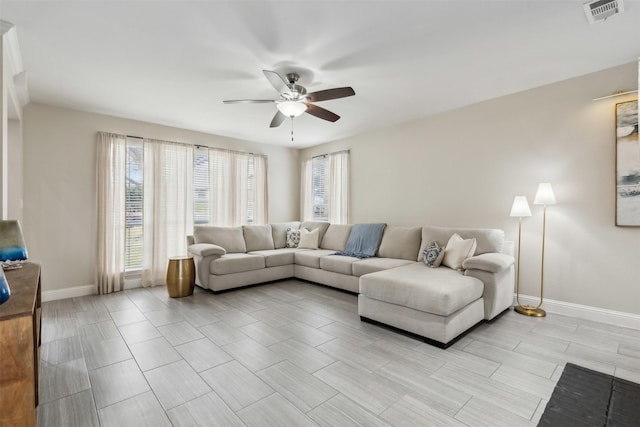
left=223, top=70, right=355, bottom=128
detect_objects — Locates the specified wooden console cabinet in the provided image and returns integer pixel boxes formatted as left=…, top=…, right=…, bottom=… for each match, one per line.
left=0, top=263, right=42, bottom=427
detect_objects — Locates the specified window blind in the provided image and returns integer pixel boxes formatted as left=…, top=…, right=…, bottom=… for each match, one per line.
left=124, top=138, right=144, bottom=271
left=312, top=156, right=330, bottom=221
left=193, top=149, right=209, bottom=225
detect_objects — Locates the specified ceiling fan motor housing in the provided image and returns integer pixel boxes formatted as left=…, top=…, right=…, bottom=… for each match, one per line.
left=284, top=73, right=307, bottom=99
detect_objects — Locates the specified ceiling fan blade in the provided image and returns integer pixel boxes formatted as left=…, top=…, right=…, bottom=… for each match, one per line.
left=307, top=87, right=355, bottom=103
left=304, top=103, right=340, bottom=122
left=223, top=99, right=275, bottom=104
left=270, top=110, right=287, bottom=128
left=263, top=70, right=291, bottom=95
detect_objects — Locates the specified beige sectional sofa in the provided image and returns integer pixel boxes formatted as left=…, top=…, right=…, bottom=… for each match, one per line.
left=187, top=221, right=515, bottom=347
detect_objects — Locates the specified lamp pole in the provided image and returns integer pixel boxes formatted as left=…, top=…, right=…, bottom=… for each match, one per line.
left=515, top=183, right=555, bottom=317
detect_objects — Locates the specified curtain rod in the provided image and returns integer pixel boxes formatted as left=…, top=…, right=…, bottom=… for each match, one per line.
left=102, top=132, right=264, bottom=158
left=312, top=149, right=350, bottom=159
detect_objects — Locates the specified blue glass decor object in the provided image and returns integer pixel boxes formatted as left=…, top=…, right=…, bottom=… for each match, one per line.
left=0, top=220, right=28, bottom=262
left=0, top=267, right=9, bottom=305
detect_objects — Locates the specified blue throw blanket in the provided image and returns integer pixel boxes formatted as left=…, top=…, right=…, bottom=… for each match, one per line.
left=334, top=223, right=386, bottom=259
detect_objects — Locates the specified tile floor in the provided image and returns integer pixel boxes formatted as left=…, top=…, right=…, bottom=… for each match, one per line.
left=37, top=279, right=640, bottom=426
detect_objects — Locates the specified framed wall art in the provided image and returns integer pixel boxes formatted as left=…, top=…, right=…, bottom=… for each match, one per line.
left=616, top=99, right=640, bottom=226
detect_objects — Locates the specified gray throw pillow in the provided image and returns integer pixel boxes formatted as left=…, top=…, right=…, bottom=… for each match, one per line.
left=423, top=240, right=445, bottom=268
left=286, top=227, right=302, bottom=248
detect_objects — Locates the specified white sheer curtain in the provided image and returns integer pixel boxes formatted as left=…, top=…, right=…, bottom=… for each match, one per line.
left=97, top=134, right=268, bottom=291
left=209, top=149, right=232, bottom=226
left=141, top=139, right=194, bottom=286
left=209, top=148, right=268, bottom=226
left=300, top=158, right=314, bottom=221
left=96, top=132, right=126, bottom=294
left=253, top=155, right=269, bottom=224
left=329, top=151, right=350, bottom=224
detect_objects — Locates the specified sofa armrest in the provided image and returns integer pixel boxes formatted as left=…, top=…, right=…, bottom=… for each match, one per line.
left=188, top=244, right=225, bottom=288
left=462, top=253, right=514, bottom=273
left=188, top=243, right=226, bottom=257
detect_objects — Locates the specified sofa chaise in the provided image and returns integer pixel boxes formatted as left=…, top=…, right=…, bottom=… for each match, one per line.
left=186, top=221, right=515, bottom=347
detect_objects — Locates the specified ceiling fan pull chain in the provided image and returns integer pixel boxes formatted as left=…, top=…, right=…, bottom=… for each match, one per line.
left=291, top=117, right=295, bottom=143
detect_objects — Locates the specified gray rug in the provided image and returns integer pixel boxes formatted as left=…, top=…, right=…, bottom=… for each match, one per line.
left=539, top=363, right=640, bottom=426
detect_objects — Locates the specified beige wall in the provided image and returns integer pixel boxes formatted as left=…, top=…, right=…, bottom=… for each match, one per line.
left=23, top=103, right=300, bottom=292
left=8, top=118, right=22, bottom=222
left=301, top=62, right=640, bottom=315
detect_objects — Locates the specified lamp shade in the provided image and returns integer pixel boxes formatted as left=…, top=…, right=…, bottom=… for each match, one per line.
left=277, top=101, right=307, bottom=117
left=510, top=195, right=532, bottom=217
left=534, top=183, right=556, bottom=205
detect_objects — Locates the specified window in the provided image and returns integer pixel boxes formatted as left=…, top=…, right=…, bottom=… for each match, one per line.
left=122, top=143, right=267, bottom=272
left=193, top=149, right=209, bottom=225
left=125, top=138, right=143, bottom=271
left=302, top=151, right=349, bottom=224
left=247, top=156, right=256, bottom=224
left=312, top=156, right=330, bottom=221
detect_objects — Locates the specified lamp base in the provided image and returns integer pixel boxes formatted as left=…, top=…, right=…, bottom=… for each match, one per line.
left=514, top=304, right=546, bottom=317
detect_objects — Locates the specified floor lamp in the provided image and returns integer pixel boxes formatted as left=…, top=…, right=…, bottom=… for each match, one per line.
left=510, top=196, right=531, bottom=314
left=516, top=183, right=556, bottom=317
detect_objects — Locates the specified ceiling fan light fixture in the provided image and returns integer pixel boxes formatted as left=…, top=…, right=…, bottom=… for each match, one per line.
left=277, top=100, right=307, bottom=117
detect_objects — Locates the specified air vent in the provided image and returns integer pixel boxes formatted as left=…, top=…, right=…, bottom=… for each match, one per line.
left=584, top=0, right=624, bottom=24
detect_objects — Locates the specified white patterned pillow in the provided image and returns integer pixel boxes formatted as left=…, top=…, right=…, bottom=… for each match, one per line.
left=423, top=240, right=445, bottom=268
left=286, top=227, right=302, bottom=248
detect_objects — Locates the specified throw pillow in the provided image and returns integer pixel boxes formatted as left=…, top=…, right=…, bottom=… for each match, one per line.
left=285, top=227, right=301, bottom=248
left=298, top=228, right=320, bottom=250
left=423, top=240, right=445, bottom=268
left=442, top=233, right=477, bottom=270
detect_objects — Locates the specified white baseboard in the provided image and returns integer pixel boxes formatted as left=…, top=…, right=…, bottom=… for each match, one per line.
left=42, top=285, right=97, bottom=302
left=124, top=277, right=142, bottom=290
left=515, top=294, right=640, bottom=331
left=42, top=279, right=142, bottom=302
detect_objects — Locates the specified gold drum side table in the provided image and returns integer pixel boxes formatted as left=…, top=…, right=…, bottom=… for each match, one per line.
left=166, top=256, right=195, bottom=298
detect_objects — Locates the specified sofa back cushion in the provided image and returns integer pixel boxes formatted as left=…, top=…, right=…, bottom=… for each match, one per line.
left=320, top=224, right=353, bottom=251
left=418, top=225, right=504, bottom=261
left=301, top=221, right=331, bottom=243
left=271, top=222, right=301, bottom=248
left=377, top=226, right=423, bottom=261
left=243, top=225, right=275, bottom=252
left=193, top=226, right=247, bottom=253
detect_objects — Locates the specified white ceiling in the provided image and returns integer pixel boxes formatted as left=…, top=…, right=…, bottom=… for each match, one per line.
left=1, top=1, right=639, bottom=148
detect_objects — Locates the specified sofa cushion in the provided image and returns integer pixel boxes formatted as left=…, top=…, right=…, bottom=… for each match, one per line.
left=442, top=234, right=477, bottom=271
left=359, top=263, right=483, bottom=316
left=320, top=255, right=359, bottom=275
left=243, top=225, right=275, bottom=252
left=352, top=257, right=414, bottom=277
left=271, top=222, right=301, bottom=249
left=300, top=221, right=331, bottom=244
left=294, top=249, right=337, bottom=269
left=194, top=226, right=247, bottom=253
left=210, top=253, right=265, bottom=275
left=299, top=228, right=320, bottom=249
left=249, top=248, right=304, bottom=268
left=418, top=226, right=504, bottom=261
left=320, top=224, right=352, bottom=251
left=378, top=226, right=423, bottom=261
